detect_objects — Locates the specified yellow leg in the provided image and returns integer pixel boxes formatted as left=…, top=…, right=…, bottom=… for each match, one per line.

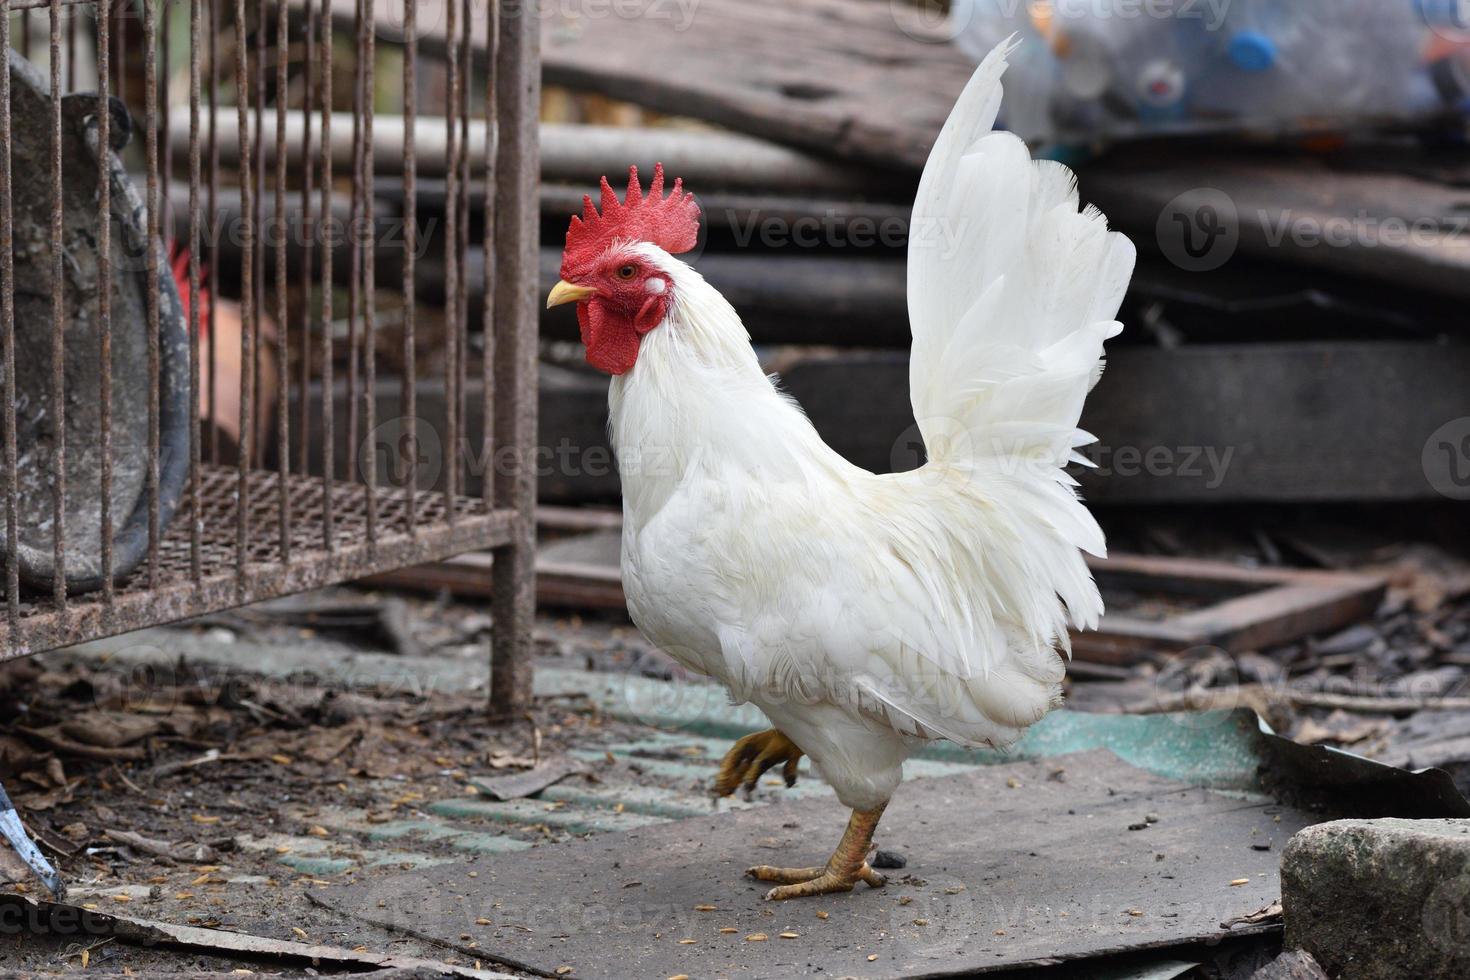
left=747, top=803, right=889, bottom=900
left=712, top=729, right=803, bottom=799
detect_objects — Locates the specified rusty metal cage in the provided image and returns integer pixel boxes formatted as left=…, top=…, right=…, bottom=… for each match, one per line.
left=0, top=0, right=539, bottom=713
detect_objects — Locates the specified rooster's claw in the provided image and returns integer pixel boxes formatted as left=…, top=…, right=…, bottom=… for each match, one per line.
left=712, top=729, right=802, bottom=799
left=747, top=863, right=887, bottom=900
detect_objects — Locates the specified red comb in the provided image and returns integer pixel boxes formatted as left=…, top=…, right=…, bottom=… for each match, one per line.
left=169, top=240, right=211, bottom=337
left=561, top=163, right=700, bottom=274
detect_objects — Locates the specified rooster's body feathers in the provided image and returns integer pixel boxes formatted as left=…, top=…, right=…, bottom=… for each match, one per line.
left=609, top=40, right=1135, bottom=811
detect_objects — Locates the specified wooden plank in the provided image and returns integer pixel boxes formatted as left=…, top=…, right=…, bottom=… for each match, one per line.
left=300, top=0, right=971, bottom=171
left=1081, top=149, right=1470, bottom=301
left=171, top=111, right=886, bottom=193
left=536, top=504, right=624, bottom=534
left=776, top=342, right=1470, bottom=503
left=1081, top=556, right=1385, bottom=664
left=537, top=249, right=910, bottom=349
left=365, top=550, right=625, bottom=610
left=1168, top=581, right=1385, bottom=655
left=539, top=0, right=973, bottom=172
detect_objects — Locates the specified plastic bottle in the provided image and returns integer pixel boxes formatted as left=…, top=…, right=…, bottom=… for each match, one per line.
left=1193, top=0, right=1429, bottom=123
left=1105, top=13, right=1216, bottom=127
left=1418, top=0, right=1470, bottom=32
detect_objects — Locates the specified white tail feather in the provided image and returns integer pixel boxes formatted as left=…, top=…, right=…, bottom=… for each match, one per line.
left=906, top=38, right=1134, bottom=643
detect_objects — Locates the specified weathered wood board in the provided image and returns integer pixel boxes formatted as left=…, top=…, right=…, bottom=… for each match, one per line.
left=308, top=0, right=974, bottom=171
left=778, top=343, right=1470, bottom=503
left=312, top=749, right=1305, bottom=978
left=539, top=0, right=974, bottom=172
left=1081, top=149, right=1470, bottom=302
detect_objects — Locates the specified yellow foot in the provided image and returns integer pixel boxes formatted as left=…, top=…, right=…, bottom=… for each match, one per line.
left=712, top=729, right=802, bottom=799
left=746, top=862, right=887, bottom=901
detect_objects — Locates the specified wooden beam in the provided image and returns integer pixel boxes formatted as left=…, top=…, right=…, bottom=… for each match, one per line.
left=538, top=0, right=973, bottom=172
left=777, top=342, right=1470, bottom=503
left=168, top=111, right=884, bottom=193
left=1081, top=149, right=1470, bottom=301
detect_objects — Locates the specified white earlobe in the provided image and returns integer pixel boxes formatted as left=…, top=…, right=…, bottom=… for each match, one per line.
left=645, top=277, right=667, bottom=295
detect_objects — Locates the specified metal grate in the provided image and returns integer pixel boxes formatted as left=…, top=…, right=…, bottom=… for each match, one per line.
left=0, top=0, right=540, bottom=712
left=3, top=465, right=516, bottom=656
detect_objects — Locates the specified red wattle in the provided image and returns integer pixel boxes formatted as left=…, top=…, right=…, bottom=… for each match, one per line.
left=579, top=302, right=641, bottom=376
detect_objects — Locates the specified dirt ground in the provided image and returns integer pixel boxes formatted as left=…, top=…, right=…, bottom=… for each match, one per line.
left=0, top=596, right=675, bottom=976
left=1, top=516, right=1469, bottom=975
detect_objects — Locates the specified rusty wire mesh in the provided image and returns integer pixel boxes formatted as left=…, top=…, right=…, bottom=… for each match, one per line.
left=0, top=0, right=539, bottom=710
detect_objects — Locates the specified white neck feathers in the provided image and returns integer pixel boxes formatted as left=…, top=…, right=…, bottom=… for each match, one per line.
left=606, top=247, right=844, bottom=524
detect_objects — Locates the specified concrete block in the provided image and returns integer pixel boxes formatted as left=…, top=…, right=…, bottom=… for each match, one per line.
left=1282, top=818, right=1470, bottom=979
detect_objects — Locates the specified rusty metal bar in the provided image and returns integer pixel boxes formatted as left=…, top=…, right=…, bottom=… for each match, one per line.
left=233, top=0, right=254, bottom=593
left=11, top=0, right=111, bottom=8
left=344, top=0, right=363, bottom=484
left=3, top=472, right=516, bottom=660
left=251, top=0, right=265, bottom=465
left=64, top=0, right=73, bottom=90
left=48, top=0, right=67, bottom=611
left=400, top=0, right=417, bottom=536
left=489, top=0, right=539, bottom=715
left=479, top=0, right=497, bottom=510
left=0, top=2, right=18, bottom=639
left=359, top=0, right=377, bottom=548
left=206, top=0, right=218, bottom=465
left=456, top=0, right=470, bottom=508
left=98, top=0, right=116, bottom=602
left=296, top=0, right=314, bottom=476
left=0, top=0, right=541, bottom=676
left=485, top=0, right=502, bottom=514
left=317, top=0, right=333, bottom=546
left=144, top=0, right=162, bottom=588
left=443, top=0, right=459, bottom=519
left=186, top=0, right=201, bottom=582
left=273, top=0, right=289, bottom=561
left=160, top=0, right=170, bottom=208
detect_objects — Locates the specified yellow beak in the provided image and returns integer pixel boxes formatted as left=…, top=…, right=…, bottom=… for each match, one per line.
left=546, top=279, right=598, bottom=309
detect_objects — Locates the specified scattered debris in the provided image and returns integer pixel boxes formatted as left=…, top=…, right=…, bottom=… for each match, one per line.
left=871, top=849, right=905, bottom=869
left=1, top=892, right=517, bottom=978
left=471, top=756, right=589, bottom=801
left=102, top=829, right=222, bottom=865
left=1222, top=901, right=1284, bottom=930
left=1249, top=948, right=1330, bottom=980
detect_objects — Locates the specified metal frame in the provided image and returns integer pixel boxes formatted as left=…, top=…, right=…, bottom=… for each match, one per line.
left=0, top=0, right=539, bottom=715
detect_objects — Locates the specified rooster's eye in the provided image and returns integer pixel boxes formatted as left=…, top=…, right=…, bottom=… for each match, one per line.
left=616, top=264, right=637, bottom=280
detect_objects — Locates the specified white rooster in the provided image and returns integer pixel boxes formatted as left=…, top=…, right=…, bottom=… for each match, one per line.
left=546, top=39, right=1135, bottom=900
